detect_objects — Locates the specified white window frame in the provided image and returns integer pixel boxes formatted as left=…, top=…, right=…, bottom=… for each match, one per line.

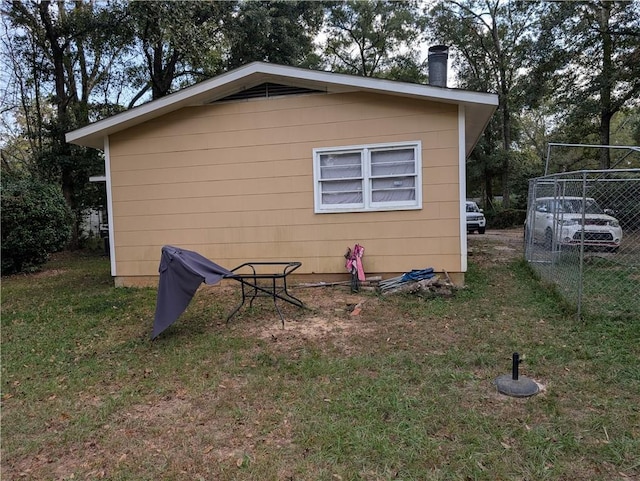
left=313, top=141, right=422, bottom=213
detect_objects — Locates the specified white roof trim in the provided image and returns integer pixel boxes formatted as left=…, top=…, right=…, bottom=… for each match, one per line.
left=66, top=62, right=498, bottom=154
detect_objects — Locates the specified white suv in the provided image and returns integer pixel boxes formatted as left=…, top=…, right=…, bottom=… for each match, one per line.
left=527, top=196, right=622, bottom=250
left=466, top=201, right=486, bottom=234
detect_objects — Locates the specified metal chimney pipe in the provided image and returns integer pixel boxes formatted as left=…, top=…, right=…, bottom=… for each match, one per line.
left=428, top=45, right=449, bottom=87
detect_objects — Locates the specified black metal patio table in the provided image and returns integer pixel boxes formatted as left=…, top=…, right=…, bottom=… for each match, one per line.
left=152, top=246, right=304, bottom=339
left=225, top=261, right=304, bottom=327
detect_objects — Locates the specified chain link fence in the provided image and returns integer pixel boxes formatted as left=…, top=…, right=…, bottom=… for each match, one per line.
left=524, top=169, right=640, bottom=319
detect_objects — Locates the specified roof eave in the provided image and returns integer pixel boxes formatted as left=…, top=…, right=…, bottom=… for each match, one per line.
left=463, top=102, right=497, bottom=157
left=66, top=62, right=498, bottom=152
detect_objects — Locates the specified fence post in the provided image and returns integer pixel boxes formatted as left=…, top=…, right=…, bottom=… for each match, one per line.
left=552, top=177, right=560, bottom=272
left=577, top=171, right=588, bottom=319
left=526, top=179, right=536, bottom=260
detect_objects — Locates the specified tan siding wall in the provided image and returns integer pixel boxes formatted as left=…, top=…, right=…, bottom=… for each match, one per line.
left=108, top=92, right=461, bottom=282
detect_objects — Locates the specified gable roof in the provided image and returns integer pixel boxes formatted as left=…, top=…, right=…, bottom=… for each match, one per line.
left=66, top=62, right=498, bottom=156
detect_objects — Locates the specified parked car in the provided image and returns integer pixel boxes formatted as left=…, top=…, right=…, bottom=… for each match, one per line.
left=466, top=201, right=486, bottom=234
left=527, top=196, right=622, bottom=250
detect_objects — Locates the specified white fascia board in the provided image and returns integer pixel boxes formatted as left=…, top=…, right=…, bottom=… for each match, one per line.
left=66, top=62, right=498, bottom=150
left=104, top=137, right=116, bottom=276
left=458, top=105, right=468, bottom=273
left=260, top=64, right=499, bottom=105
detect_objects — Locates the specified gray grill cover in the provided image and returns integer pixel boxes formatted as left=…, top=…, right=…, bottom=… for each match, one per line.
left=152, top=245, right=233, bottom=339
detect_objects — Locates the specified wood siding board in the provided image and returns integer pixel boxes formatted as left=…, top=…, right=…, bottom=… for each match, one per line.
left=111, top=192, right=311, bottom=217
left=110, top=145, right=312, bottom=172
left=110, top=133, right=455, bottom=174
left=109, top=117, right=455, bottom=157
left=110, top=156, right=456, bottom=204
left=110, top=157, right=311, bottom=186
left=114, top=218, right=459, bottom=248
left=116, top=238, right=460, bottom=267
left=109, top=91, right=463, bottom=279
left=115, top=254, right=463, bottom=278
left=424, top=165, right=460, bottom=185
left=111, top=174, right=311, bottom=202
left=110, top=93, right=456, bottom=144
left=112, top=206, right=458, bottom=233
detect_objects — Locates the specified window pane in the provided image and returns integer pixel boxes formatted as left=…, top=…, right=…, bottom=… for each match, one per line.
left=371, top=148, right=416, bottom=176
left=372, top=189, right=416, bottom=202
left=371, top=176, right=416, bottom=202
left=321, top=179, right=363, bottom=205
left=322, top=191, right=364, bottom=204
left=371, top=177, right=416, bottom=190
left=321, top=179, right=362, bottom=193
left=320, top=152, right=362, bottom=180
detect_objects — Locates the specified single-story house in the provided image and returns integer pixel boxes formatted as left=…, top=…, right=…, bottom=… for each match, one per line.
left=66, top=61, right=498, bottom=287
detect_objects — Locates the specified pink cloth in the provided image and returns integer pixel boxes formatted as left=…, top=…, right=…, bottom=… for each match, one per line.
left=346, top=244, right=366, bottom=281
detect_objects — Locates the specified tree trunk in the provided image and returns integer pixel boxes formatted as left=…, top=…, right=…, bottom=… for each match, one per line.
left=39, top=1, right=80, bottom=248
left=500, top=96, right=511, bottom=209
left=485, top=170, right=493, bottom=209
left=492, top=12, right=511, bottom=209
left=61, top=169, right=80, bottom=249
left=600, top=112, right=612, bottom=169
left=599, top=2, right=613, bottom=169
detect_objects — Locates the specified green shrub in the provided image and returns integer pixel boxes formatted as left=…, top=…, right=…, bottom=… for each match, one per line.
left=79, top=230, right=106, bottom=252
left=486, top=209, right=527, bottom=229
left=1, top=178, right=73, bottom=275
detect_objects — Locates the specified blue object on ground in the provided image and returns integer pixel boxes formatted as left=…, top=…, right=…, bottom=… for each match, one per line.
left=400, top=268, right=435, bottom=282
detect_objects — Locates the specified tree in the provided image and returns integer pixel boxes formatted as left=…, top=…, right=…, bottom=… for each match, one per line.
left=224, top=1, right=326, bottom=70
left=1, top=12, right=51, bottom=175
left=3, top=1, right=132, bottom=247
left=533, top=1, right=640, bottom=169
left=427, top=0, right=544, bottom=208
left=127, top=1, right=234, bottom=105
left=322, top=1, right=425, bottom=81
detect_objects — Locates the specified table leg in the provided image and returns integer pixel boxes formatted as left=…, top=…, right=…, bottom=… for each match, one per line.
left=226, top=282, right=247, bottom=323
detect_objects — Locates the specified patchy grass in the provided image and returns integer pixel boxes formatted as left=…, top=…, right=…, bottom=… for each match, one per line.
left=527, top=245, right=640, bottom=319
left=2, top=237, right=639, bottom=480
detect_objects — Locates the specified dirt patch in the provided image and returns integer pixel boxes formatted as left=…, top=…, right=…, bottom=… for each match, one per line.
left=250, top=315, right=374, bottom=342
left=242, top=229, right=525, bottom=362
left=196, top=283, right=377, bottom=354
left=31, top=268, right=68, bottom=279
left=207, top=231, right=525, bottom=353
left=468, top=228, right=524, bottom=265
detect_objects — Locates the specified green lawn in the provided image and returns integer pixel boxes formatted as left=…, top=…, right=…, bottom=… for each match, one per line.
left=2, top=245, right=639, bottom=480
left=530, top=248, right=640, bottom=319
